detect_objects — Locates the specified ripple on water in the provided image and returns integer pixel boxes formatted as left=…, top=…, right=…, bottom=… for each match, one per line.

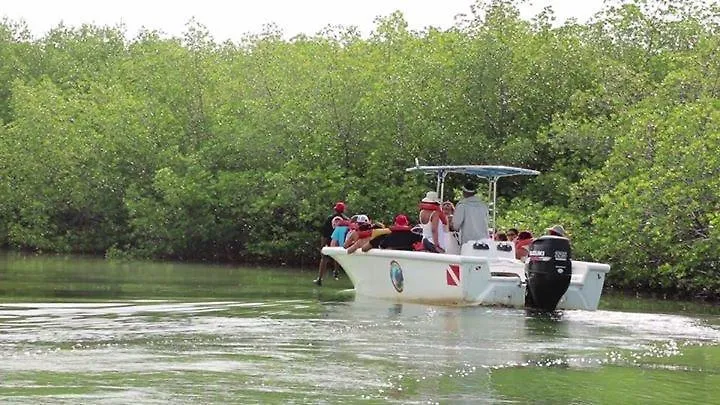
left=0, top=299, right=718, bottom=403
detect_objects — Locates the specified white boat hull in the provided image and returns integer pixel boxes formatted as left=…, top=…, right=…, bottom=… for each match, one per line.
left=321, top=244, right=610, bottom=310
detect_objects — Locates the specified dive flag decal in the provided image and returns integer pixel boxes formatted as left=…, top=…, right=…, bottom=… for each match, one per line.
left=446, top=264, right=460, bottom=286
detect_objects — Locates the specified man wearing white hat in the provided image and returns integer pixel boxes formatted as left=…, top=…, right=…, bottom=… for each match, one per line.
left=546, top=224, right=567, bottom=238
left=452, top=182, right=490, bottom=244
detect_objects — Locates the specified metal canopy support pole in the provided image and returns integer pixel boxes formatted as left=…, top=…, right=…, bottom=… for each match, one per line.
left=492, top=177, right=498, bottom=231
left=488, top=178, right=495, bottom=231
left=439, top=170, right=449, bottom=201
left=436, top=171, right=441, bottom=194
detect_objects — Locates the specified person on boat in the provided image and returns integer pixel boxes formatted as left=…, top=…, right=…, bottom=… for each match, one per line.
left=314, top=201, right=349, bottom=286
left=441, top=201, right=455, bottom=226
left=507, top=228, right=519, bottom=242
left=346, top=216, right=392, bottom=254
left=451, top=182, right=490, bottom=245
left=343, top=214, right=365, bottom=247
left=514, top=230, right=533, bottom=261
left=494, top=231, right=508, bottom=241
left=330, top=216, right=350, bottom=247
left=440, top=201, right=461, bottom=253
left=546, top=224, right=568, bottom=238
left=368, top=214, right=422, bottom=251
left=419, top=191, right=445, bottom=253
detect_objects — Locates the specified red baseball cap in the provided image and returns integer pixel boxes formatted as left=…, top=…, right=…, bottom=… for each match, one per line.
left=394, top=214, right=409, bottom=227
left=334, top=201, right=346, bottom=213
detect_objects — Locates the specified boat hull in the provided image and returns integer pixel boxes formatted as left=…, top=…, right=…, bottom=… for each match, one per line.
left=321, top=247, right=610, bottom=310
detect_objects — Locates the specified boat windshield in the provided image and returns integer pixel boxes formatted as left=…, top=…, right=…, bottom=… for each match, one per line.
left=406, top=163, right=540, bottom=230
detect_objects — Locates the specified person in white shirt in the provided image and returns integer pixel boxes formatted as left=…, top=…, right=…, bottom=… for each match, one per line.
left=419, top=191, right=445, bottom=253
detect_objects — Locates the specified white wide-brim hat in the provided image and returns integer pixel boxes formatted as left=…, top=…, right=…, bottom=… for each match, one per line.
left=546, top=224, right=566, bottom=237
left=421, top=191, right=440, bottom=203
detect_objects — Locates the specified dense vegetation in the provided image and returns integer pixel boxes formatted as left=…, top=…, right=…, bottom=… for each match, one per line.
left=0, top=0, right=718, bottom=298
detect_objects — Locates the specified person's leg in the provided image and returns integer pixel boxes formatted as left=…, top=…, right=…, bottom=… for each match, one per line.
left=331, top=252, right=340, bottom=279
left=315, top=255, right=328, bottom=285
left=347, top=238, right=369, bottom=254
left=328, top=238, right=340, bottom=279
left=314, top=237, right=330, bottom=285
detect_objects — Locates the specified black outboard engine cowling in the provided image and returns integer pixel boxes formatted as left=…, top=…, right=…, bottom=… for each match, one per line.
left=525, top=236, right=572, bottom=311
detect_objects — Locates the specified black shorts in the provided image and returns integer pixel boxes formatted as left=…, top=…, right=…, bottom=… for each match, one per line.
left=371, top=232, right=421, bottom=250
left=369, top=234, right=388, bottom=249
left=422, top=238, right=440, bottom=252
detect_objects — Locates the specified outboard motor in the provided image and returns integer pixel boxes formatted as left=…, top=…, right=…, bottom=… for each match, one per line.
left=525, top=236, right=572, bottom=311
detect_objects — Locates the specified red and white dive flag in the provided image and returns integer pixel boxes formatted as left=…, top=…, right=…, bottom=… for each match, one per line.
left=446, top=264, right=460, bottom=286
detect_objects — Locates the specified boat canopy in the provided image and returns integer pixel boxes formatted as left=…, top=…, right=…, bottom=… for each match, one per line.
left=406, top=163, right=540, bottom=230
left=406, top=165, right=540, bottom=179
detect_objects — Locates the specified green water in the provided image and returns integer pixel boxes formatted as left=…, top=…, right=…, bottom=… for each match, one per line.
left=1, top=252, right=718, bottom=404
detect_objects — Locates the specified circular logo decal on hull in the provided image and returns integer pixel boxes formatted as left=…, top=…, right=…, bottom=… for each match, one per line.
left=389, top=260, right=404, bottom=293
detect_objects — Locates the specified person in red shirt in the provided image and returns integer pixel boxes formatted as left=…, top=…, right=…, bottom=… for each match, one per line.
left=514, top=231, right=533, bottom=261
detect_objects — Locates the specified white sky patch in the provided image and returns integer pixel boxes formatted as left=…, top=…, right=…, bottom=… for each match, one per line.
left=2, top=0, right=606, bottom=40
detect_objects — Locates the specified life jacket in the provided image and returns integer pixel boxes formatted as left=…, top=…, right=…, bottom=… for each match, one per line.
left=354, top=222, right=374, bottom=238
left=515, top=238, right=533, bottom=260
left=418, top=202, right=448, bottom=225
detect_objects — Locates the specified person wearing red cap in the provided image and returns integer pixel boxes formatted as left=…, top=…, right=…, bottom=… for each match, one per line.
left=365, top=214, right=421, bottom=251
left=314, top=201, right=348, bottom=286
left=391, top=214, right=411, bottom=230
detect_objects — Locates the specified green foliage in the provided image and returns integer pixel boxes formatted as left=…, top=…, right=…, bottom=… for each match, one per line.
left=0, top=0, right=718, bottom=298
left=582, top=98, right=720, bottom=297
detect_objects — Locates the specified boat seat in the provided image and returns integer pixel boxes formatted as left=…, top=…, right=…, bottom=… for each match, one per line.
left=493, top=241, right=515, bottom=260
left=460, top=239, right=494, bottom=257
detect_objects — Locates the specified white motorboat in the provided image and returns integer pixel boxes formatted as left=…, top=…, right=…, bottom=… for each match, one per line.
left=321, top=163, right=611, bottom=311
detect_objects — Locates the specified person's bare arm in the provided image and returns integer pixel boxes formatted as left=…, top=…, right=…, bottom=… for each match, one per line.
left=343, top=232, right=357, bottom=249
left=347, top=237, right=368, bottom=254
left=431, top=215, right=444, bottom=253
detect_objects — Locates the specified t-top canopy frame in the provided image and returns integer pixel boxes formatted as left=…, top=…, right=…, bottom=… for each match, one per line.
left=406, top=161, right=540, bottom=230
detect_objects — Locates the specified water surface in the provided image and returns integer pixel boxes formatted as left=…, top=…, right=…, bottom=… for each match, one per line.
left=1, top=253, right=718, bottom=403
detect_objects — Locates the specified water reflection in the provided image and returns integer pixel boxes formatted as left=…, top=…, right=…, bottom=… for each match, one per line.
left=387, top=303, right=403, bottom=317
left=524, top=310, right=570, bottom=338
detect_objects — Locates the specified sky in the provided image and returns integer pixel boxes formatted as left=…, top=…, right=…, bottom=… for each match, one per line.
left=1, top=0, right=608, bottom=41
